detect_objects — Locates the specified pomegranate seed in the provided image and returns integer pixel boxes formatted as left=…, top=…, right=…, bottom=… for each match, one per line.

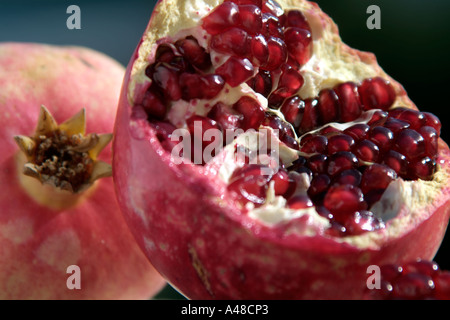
left=380, top=264, right=403, bottom=283
left=402, top=259, right=439, bottom=277
left=228, top=174, right=270, bottom=205
left=186, top=115, right=221, bottom=164
left=306, top=154, right=328, bottom=174
left=175, top=36, right=211, bottom=70
left=393, top=129, right=425, bottom=161
left=186, top=115, right=220, bottom=136
left=261, top=13, right=283, bottom=38
left=333, top=168, right=362, bottom=187
left=422, top=112, right=441, bottom=135
left=343, top=210, right=384, bottom=235
left=359, top=77, right=396, bottom=111
left=249, top=34, right=269, bottom=66
left=367, top=110, right=388, bottom=126
left=382, top=118, right=410, bottom=135
left=152, top=63, right=182, bottom=101
left=323, top=184, right=365, bottom=221
left=287, top=194, right=313, bottom=209
left=285, top=9, right=311, bottom=32
left=211, top=27, right=250, bottom=57
left=334, top=82, right=362, bottom=122
left=208, top=102, right=244, bottom=131
left=327, top=134, right=355, bottom=154
left=262, top=114, right=295, bottom=138
left=140, top=88, right=167, bottom=120
left=409, top=157, right=436, bottom=180
left=238, top=4, right=263, bottom=34
left=418, top=126, right=438, bottom=157
left=272, top=65, right=304, bottom=98
left=247, top=69, right=272, bottom=96
left=360, top=163, right=397, bottom=194
left=389, top=107, right=425, bottom=130
left=284, top=27, right=312, bottom=66
left=352, top=139, right=380, bottom=162
left=391, top=273, right=435, bottom=300
left=216, top=56, right=255, bottom=87
left=298, top=98, right=319, bottom=134
left=280, top=96, right=305, bottom=127
left=151, top=120, right=177, bottom=149
left=270, top=169, right=290, bottom=196
left=300, top=135, right=327, bottom=154
left=262, top=0, right=284, bottom=19
left=233, top=96, right=265, bottom=130
left=202, top=1, right=241, bottom=35
left=261, top=37, right=288, bottom=71
left=343, top=123, right=370, bottom=141
left=368, top=126, right=394, bottom=153
left=317, top=89, right=340, bottom=125
left=320, top=125, right=340, bottom=136
left=308, top=174, right=331, bottom=198
left=326, top=151, right=358, bottom=176
left=382, top=150, right=408, bottom=176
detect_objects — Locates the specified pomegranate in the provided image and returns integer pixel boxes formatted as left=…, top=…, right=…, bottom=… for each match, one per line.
left=0, top=43, right=165, bottom=299
left=113, top=0, right=450, bottom=299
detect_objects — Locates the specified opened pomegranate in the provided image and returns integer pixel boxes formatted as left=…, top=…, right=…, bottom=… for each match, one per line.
left=0, top=43, right=165, bottom=299
left=113, top=0, right=450, bottom=299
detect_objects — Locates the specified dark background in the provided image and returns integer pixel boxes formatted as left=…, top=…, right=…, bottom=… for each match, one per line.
left=1, top=0, right=449, bottom=299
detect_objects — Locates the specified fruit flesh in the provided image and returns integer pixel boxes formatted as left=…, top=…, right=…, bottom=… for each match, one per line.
left=114, top=0, right=450, bottom=299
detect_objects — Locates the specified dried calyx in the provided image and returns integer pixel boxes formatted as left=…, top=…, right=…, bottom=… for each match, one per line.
left=14, top=106, right=112, bottom=209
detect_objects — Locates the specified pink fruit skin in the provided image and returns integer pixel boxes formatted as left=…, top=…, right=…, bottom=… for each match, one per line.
left=114, top=45, right=450, bottom=299
left=0, top=43, right=165, bottom=299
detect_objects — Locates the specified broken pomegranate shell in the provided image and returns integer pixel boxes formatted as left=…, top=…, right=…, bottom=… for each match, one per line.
left=113, top=0, right=450, bottom=299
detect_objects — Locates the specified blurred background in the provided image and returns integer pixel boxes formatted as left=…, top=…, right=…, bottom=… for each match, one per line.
left=1, top=0, right=449, bottom=299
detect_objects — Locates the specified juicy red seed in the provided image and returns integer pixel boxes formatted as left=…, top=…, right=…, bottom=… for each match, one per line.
left=271, top=169, right=290, bottom=196
left=367, top=110, right=388, bottom=126
left=359, top=77, right=396, bottom=111
left=155, top=43, right=177, bottom=63
left=151, top=121, right=177, bottom=142
left=323, top=184, right=365, bottom=221
left=207, top=102, right=244, bottom=131
left=343, top=123, right=370, bottom=141
left=300, top=135, right=327, bottom=154
left=228, top=174, right=269, bottom=205
left=204, top=74, right=226, bottom=99
left=306, top=154, right=328, bottom=174
left=233, top=96, right=265, bottom=130
left=247, top=69, right=272, bottom=96
left=402, top=260, right=439, bottom=277
left=333, top=168, right=362, bottom=187
left=418, top=126, right=438, bottom=157
left=238, top=4, right=263, bottom=34
left=320, top=126, right=340, bottom=136
left=272, top=65, right=304, bottom=98
left=175, top=37, right=211, bottom=70
left=344, top=210, right=384, bottom=235
left=326, top=151, right=358, bottom=176
left=327, top=134, right=355, bottom=154
left=334, top=82, right=362, bottom=122
left=140, top=88, right=166, bottom=120
left=280, top=96, right=305, bottom=127
left=284, top=27, right=313, bottom=66
left=383, top=150, right=408, bottom=176
left=285, top=9, right=311, bottom=32
left=409, top=157, right=437, bottom=181
left=380, top=264, right=403, bottom=283
left=393, top=129, right=425, bottom=161
left=262, top=0, right=284, bottom=19
left=261, top=13, right=283, bottom=38
left=422, top=112, right=442, bottom=135
left=287, top=194, right=313, bottom=209
left=211, top=27, right=250, bottom=57
left=202, top=1, right=241, bottom=35
left=250, top=34, right=269, bottom=66
left=263, top=114, right=295, bottom=139
left=179, top=73, right=224, bottom=100
left=216, top=56, right=255, bottom=87
left=389, top=107, right=425, bottom=131
left=391, top=273, right=435, bottom=300
left=308, top=174, right=331, bottom=198
left=152, top=63, right=182, bottom=101
left=368, top=126, right=394, bottom=153
left=298, top=98, right=320, bottom=134
left=261, top=37, right=288, bottom=71
left=186, top=115, right=220, bottom=136
left=360, top=163, right=397, bottom=194
left=317, top=89, right=340, bottom=125
left=229, top=164, right=271, bottom=183
left=352, top=140, right=380, bottom=162
left=382, top=118, right=410, bottom=135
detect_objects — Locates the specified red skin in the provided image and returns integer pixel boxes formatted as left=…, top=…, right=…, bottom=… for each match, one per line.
left=0, top=43, right=165, bottom=299
left=113, top=0, right=450, bottom=299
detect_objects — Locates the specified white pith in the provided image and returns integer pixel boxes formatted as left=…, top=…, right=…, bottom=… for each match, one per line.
left=127, top=0, right=450, bottom=248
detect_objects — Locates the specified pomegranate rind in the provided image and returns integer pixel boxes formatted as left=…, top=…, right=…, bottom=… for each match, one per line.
left=0, top=43, right=165, bottom=299
left=113, top=0, right=450, bottom=299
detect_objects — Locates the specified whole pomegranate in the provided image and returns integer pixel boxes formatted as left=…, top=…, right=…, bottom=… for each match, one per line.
left=113, top=0, right=450, bottom=299
left=0, top=43, right=165, bottom=299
